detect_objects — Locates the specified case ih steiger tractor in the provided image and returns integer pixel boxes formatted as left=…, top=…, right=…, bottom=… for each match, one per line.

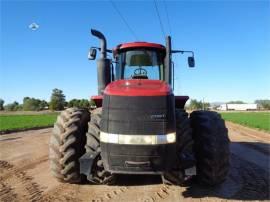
left=49, top=29, right=230, bottom=186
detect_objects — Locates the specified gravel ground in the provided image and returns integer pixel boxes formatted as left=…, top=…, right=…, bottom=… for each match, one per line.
left=0, top=122, right=269, bottom=202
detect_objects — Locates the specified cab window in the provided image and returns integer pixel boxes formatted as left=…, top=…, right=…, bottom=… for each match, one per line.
left=115, top=49, right=164, bottom=80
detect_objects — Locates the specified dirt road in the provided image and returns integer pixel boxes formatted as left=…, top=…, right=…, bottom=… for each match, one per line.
left=0, top=122, right=269, bottom=201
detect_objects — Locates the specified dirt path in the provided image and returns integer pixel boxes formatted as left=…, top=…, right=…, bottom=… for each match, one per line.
left=0, top=123, right=269, bottom=202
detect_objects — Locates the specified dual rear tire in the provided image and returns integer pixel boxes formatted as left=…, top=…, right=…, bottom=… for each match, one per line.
left=49, top=108, right=90, bottom=183
left=190, top=111, right=230, bottom=185
left=49, top=107, right=114, bottom=184
left=163, top=110, right=230, bottom=186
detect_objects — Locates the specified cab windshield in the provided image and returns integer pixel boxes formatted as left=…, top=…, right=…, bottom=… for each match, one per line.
left=115, top=49, right=165, bottom=80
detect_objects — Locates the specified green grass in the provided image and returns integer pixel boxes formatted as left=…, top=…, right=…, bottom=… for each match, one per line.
left=1, top=111, right=269, bottom=133
left=220, top=112, right=270, bottom=132
left=0, top=113, right=58, bottom=132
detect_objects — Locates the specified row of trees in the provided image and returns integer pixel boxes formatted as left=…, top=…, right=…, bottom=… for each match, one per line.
left=1, top=91, right=270, bottom=111
left=68, top=99, right=93, bottom=108
left=23, top=97, right=48, bottom=111
left=255, top=100, right=270, bottom=110
left=0, top=89, right=96, bottom=111
left=187, top=99, right=210, bottom=110
left=2, top=101, right=21, bottom=111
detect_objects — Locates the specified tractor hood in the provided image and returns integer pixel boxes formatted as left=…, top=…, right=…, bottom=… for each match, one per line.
left=103, top=80, right=172, bottom=96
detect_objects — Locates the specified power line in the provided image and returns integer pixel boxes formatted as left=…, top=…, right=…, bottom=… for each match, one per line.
left=163, top=0, right=172, bottom=36
left=110, top=0, right=138, bottom=40
left=153, top=0, right=166, bottom=39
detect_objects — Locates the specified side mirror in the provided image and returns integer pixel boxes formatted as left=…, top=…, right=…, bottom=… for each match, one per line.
left=188, top=56, right=195, bottom=68
left=88, top=48, right=97, bottom=60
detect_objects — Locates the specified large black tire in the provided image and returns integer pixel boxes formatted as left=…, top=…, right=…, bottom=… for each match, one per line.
left=162, top=109, right=194, bottom=185
left=49, top=108, right=90, bottom=183
left=190, top=110, right=230, bottom=186
left=85, top=108, right=115, bottom=184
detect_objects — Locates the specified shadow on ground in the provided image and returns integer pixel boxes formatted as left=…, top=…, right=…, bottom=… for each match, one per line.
left=101, top=142, right=270, bottom=200
left=183, top=142, right=269, bottom=200
left=115, top=174, right=162, bottom=186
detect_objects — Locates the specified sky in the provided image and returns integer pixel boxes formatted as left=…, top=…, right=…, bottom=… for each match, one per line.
left=1, top=0, right=269, bottom=104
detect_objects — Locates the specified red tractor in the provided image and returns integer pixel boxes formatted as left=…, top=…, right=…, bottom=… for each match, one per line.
left=49, top=29, right=230, bottom=185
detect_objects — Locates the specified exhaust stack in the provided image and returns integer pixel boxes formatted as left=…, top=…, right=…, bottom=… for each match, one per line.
left=91, top=29, right=111, bottom=95
left=91, top=29, right=107, bottom=59
left=165, top=36, right=172, bottom=85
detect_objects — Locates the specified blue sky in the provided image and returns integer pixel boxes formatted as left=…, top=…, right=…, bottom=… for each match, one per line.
left=1, top=0, right=269, bottom=104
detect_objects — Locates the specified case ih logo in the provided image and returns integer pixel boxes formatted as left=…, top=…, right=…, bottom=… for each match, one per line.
left=150, top=114, right=166, bottom=120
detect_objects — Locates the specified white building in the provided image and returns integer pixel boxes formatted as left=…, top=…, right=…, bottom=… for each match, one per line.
left=217, top=104, right=258, bottom=111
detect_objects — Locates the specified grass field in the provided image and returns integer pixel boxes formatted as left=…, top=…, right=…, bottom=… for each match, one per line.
left=220, top=112, right=270, bottom=132
left=0, top=113, right=58, bottom=133
left=1, top=111, right=269, bottom=134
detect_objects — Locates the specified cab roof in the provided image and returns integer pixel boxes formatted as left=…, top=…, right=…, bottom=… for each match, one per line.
left=116, top=42, right=165, bottom=51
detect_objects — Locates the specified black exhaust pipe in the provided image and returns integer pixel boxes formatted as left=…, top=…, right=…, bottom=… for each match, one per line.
left=91, top=29, right=107, bottom=59
left=165, top=36, right=172, bottom=85
left=91, top=29, right=111, bottom=95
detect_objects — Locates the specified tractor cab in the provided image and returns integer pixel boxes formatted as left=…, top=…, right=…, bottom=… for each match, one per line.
left=113, top=42, right=166, bottom=81
left=88, top=29, right=195, bottom=96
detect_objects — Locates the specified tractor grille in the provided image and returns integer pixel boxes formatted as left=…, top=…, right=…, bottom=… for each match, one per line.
left=100, top=94, right=176, bottom=135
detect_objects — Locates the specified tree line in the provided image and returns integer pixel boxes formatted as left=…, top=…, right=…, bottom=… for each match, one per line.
left=1, top=91, right=269, bottom=111
left=0, top=88, right=95, bottom=111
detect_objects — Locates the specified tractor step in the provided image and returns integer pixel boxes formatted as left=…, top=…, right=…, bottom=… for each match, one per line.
left=79, top=151, right=99, bottom=180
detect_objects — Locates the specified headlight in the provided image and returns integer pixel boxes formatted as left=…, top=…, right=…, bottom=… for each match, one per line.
left=166, top=132, right=176, bottom=143
left=100, top=132, right=176, bottom=145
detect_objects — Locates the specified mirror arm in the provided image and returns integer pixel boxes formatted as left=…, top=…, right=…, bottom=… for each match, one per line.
left=172, top=50, right=194, bottom=57
left=91, top=46, right=112, bottom=53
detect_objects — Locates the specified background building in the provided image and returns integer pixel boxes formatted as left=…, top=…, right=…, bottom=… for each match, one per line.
left=217, top=104, right=258, bottom=111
